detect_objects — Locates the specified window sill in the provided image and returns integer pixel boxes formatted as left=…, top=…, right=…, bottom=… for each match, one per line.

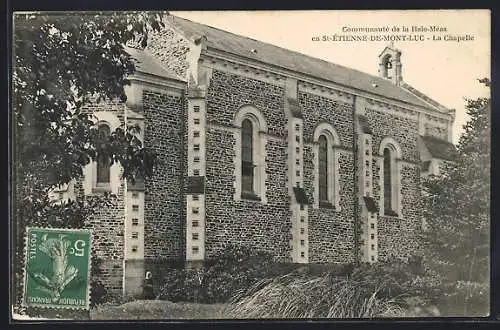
left=381, top=210, right=404, bottom=220
left=241, top=192, right=261, bottom=201
left=384, top=209, right=399, bottom=217
left=319, top=201, right=336, bottom=210
left=92, top=184, right=111, bottom=194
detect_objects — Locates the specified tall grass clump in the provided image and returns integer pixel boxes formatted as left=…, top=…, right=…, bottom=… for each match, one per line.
left=224, top=272, right=406, bottom=318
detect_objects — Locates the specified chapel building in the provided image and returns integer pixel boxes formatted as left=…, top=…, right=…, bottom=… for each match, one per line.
left=50, top=15, right=458, bottom=296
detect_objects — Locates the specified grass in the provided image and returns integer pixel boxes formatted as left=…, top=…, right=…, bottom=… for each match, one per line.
left=224, top=273, right=406, bottom=318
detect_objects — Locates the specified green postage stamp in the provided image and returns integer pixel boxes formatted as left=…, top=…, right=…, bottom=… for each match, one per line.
left=23, top=227, right=92, bottom=310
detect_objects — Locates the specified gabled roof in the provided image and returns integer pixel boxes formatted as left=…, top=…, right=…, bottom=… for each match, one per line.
left=167, top=15, right=441, bottom=110
left=124, top=46, right=184, bottom=81
left=420, top=135, right=459, bottom=161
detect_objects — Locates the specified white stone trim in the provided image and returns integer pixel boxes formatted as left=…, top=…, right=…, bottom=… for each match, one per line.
left=359, top=133, right=373, bottom=198
left=186, top=96, right=207, bottom=261
left=233, top=105, right=268, bottom=204
left=378, top=137, right=402, bottom=159
left=188, top=99, right=207, bottom=177
left=186, top=194, right=206, bottom=261
left=92, top=111, right=121, bottom=131
left=124, top=190, right=145, bottom=260
left=291, top=204, right=309, bottom=263
left=83, top=111, right=123, bottom=196
left=288, top=117, right=304, bottom=192
left=299, top=82, right=353, bottom=104
left=312, top=123, right=341, bottom=210
left=48, top=179, right=76, bottom=204
left=378, top=137, right=402, bottom=217
left=234, top=105, right=269, bottom=132
left=365, top=103, right=419, bottom=122
left=200, top=55, right=287, bottom=87
left=124, top=71, right=186, bottom=112
left=202, top=48, right=453, bottom=122
left=360, top=212, right=379, bottom=263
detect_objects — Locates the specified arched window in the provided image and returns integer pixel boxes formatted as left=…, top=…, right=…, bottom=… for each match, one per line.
left=383, top=147, right=392, bottom=213
left=318, top=135, right=328, bottom=202
left=241, top=119, right=254, bottom=194
left=385, top=56, right=393, bottom=69
left=381, top=54, right=393, bottom=79
left=379, top=137, right=402, bottom=217
left=233, top=105, right=268, bottom=203
left=313, top=123, right=340, bottom=210
left=96, top=123, right=111, bottom=185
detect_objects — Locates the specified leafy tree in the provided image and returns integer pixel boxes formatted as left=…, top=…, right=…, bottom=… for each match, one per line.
left=12, top=11, right=168, bottom=307
left=421, top=79, right=490, bottom=315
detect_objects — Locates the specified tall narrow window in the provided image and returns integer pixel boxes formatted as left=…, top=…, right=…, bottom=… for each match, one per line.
left=379, top=137, right=402, bottom=217
left=234, top=105, right=268, bottom=203
left=241, top=119, right=254, bottom=194
left=97, top=124, right=111, bottom=185
left=318, top=135, right=328, bottom=202
left=383, top=148, right=392, bottom=213
left=313, top=123, right=340, bottom=210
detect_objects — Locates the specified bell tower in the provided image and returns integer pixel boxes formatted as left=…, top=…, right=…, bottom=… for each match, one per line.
left=378, top=42, right=403, bottom=86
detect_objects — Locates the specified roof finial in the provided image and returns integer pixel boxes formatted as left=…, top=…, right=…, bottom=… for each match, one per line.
left=389, top=40, right=395, bottom=49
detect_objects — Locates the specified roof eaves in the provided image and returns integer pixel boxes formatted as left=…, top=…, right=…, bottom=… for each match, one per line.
left=205, top=46, right=430, bottom=110
left=421, top=135, right=459, bottom=161
left=125, top=45, right=185, bottom=82
left=170, top=15, right=440, bottom=110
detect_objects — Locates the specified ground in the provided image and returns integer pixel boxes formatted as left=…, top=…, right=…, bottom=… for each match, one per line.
left=12, top=301, right=229, bottom=321
left=91, top=300, right=228, bottom=320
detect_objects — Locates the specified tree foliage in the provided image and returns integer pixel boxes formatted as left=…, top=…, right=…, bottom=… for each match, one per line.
left=13, top=12, right=166, bottom=188
left=421, top=79, right=490, bottom=311
left=12, top=11, right=171, bottom=227
left=12, top=12, right=168, bottom=307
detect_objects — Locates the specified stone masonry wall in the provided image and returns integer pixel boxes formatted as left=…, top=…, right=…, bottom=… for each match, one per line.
left=299, top=92, right=356, bottom=263
left=205, top=70, right=292, bottom=261
left=143, top=91, right=185, bottom=261
left=367, top=107, right=422, bottom=261
left=79, top=100, right=127, bottom=297
left=366, top=108, right=420, bottom=163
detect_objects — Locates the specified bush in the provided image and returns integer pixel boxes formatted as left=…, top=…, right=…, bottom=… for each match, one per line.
left=157, top=268, right=192, bottom=302
left=350, top=259, right=417, bottom=299
left=157, top=244, right=278, bottom=303
left=90, top=279, right=108, bottom=307
left=201, top=244, right=275, bottom=303
left=223, top=256, right=454, bottom=318
left=90, top=257, right=109, bottom=307
left=437, top=280, right=489, bottom=316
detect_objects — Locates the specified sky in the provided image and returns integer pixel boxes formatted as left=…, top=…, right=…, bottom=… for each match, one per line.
left=172, top=10, right=491, bottom=144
